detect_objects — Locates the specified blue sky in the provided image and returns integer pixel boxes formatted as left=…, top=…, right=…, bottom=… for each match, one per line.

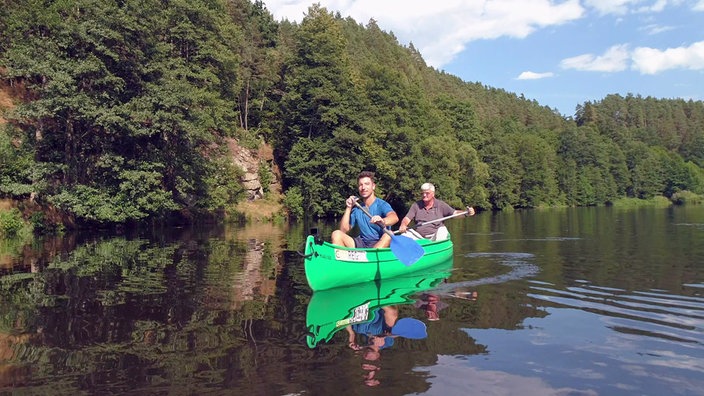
left=263, top=0, right=704, bottom=117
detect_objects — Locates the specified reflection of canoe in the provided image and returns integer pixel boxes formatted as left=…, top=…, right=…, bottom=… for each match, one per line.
left=303, top=234, right=453, bottom=291
left=305, top=258, right=453, bottom=348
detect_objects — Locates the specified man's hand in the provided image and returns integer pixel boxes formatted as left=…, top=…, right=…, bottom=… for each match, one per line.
left=346, top=196, right=359, bottom=208
left=348, top=342, right=363, bottom=351
left=466, top=206, right=475, bottom=216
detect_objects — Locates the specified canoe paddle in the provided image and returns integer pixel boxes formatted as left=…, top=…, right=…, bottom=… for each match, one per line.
left=394, top=206, right=473, bottom=234
left=390, top=318, right=427, bottom=339
left=353, top=200, right=425, bottom=266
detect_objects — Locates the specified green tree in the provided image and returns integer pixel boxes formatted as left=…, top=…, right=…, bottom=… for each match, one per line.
left=1, top=0, right=244, bottom=224
left=0, top=125, right=34, bottom=196
left=456, top=142, right=490, bottom=209
left=275, top=4, right=358, bottom=166
left=625, top=142, right=666, bottom=199
left=515, top=133, right=559, bottom=207
left=483, top=134, right=521, bottom=210
left=226, top=0, right=280, bottom=139
left=283, top=129, right=364, bottom=217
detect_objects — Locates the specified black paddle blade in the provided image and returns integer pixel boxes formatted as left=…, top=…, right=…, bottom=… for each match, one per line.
left=390, top=234, right=425, bottom=266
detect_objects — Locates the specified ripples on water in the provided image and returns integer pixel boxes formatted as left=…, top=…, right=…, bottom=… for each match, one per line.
left=442, top=276, right=704, bottom=395
left=424, top=212, right=704, bottom=396
left=528, top=280, right=704, bottom=346
left=513, top=280, right=704, bottom=394
left=466, top=252, right=540, bottom=283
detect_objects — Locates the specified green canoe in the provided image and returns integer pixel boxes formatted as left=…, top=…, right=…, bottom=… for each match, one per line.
left=303, top=233, right=454, bottom=291
left=305, top=259, right=453, bottom=348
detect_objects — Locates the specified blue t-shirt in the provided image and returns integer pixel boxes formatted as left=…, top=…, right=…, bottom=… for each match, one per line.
left=350, top=198, right=393, bottom=244
left=351, top=308, right=388, bottom=335
left=351, top=307, right=395, bottom=349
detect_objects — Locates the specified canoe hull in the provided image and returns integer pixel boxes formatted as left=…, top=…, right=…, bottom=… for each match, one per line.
left=303, top=234, right=454, bottom=291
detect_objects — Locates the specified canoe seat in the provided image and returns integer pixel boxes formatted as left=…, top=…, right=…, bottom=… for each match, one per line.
left=431, top=227, right=449, bottom=241
left=404, top=226, right=449, bottom=241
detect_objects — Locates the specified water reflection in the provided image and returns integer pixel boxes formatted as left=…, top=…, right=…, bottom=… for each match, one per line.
left=0, top=224, right=298, bottom=393
left=347, top=313, right=429, bottom=387
left=305, top=258, right=483, bottom=387
left=1, top=206, right=703, bottom=394
left=305, top=259, right=452, bottom=348
left=415, top=291, right=478, bottom=321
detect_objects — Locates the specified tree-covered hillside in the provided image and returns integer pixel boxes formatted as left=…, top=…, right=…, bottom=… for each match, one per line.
left=1, top=0, right=703, bottom=227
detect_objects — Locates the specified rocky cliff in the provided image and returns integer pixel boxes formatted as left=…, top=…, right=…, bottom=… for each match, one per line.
left=226, top=138, right=281, bottom=201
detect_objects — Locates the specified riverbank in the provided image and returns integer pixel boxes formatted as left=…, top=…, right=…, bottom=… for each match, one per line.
left=232, top=193, right=285, bottom=223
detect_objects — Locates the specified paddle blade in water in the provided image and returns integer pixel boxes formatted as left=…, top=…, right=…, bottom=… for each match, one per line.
left=391, top=318, right=427, bottom=339
left=390, top=235, right=425, bottom=266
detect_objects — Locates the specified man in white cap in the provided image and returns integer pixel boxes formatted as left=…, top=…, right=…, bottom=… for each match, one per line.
left=398, top=182, right=474, bottom=240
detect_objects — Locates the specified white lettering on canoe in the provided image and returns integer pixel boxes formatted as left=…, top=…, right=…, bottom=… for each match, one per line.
left=351, top=302, right=370, bottom=323
left=334, top=249, right=369, bottom=262
left=336, top=302, right=370, bottom=327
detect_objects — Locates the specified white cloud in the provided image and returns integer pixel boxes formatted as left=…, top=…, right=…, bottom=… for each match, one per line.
left=631, top=41, right=704, bottom=74
left=640, top=23, right=674, bottom=35
left=263, top=0, right=703, bottom=79
left=560, top=41, right=704, bottom=74
left=635, top=0, right=669, bottom=13
left=517, top=71, right=555, bottom=80
left=584, top=0, right=687, bottom=15
left=427, top=357, right=599, bottom=396
left=560, top=44, right=631, bottom=72
left=583, top=0, right=641, bottom=15
left=263, top=0, right=584, bottom=68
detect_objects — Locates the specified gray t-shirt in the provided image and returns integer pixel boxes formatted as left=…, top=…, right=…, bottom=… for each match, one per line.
left=405, top=199, right=455, bottom=237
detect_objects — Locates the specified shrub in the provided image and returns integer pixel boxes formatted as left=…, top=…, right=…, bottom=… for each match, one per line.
left=671, top=190, right=703, bottom=205
left=283, top=186, right=304, bottom=219
left=0, top=208, right=28, bottom=237
left=258, top=163, right=273, bottom=194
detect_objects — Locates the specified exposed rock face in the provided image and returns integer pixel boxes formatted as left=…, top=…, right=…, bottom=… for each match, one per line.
left=0, top=80, right=13, bottom=125
left=241, top=171, right=262, bottom=200
left=226, top=138, right=281, bottom=201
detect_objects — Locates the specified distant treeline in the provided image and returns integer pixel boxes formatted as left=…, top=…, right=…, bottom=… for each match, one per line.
left=1, top=0, right=703, bottom=227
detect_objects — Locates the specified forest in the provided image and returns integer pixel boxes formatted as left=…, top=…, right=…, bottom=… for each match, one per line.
left=1, top=0, right=703, bottom=230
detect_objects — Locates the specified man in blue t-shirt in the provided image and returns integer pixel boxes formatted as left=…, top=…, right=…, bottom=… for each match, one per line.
left=331, top=171, right=399, bottom=248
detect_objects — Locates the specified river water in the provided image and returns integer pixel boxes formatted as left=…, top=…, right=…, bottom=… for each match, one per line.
left=1, top=206, right=703, bottom=395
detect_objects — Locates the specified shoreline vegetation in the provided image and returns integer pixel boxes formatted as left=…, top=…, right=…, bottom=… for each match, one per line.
left=2, top=193, right=701, bottom=238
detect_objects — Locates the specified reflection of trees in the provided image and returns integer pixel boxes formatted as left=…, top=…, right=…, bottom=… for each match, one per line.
left=0, top=224, right=343, bottom=393
left=2, top=231, right=84, bottom=276
left=0, top=219, right=534, bottom=394
left=0, top=332, right=33, bottom=388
